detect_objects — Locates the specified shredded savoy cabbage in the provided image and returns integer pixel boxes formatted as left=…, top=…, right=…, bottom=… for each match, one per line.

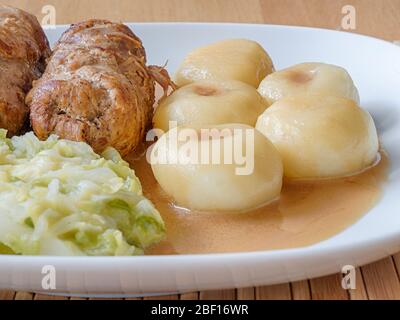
left=0, top=130, right=165, bottom=256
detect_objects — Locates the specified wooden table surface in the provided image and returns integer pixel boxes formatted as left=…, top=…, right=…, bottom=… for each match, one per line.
left=1, top=0, right=400, bottom=300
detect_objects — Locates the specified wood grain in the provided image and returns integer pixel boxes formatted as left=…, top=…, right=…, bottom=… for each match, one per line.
left=0, top=290, right=15, bottom=300
left=14, top=291, right=34, bottom=300
left=34, top=293, right=69, bottom=300
left=259, top=0, right=400, bottom=40
left=310, top=274, right=348, bottom=300
left=291, top=281, right=311, bottom=300
left=3, top=0, right=399, bottom=40
left=200, top=289, right=236, bottom=300
left=237, top=287, right=255, bottom=300
left=361, top=257, right=400, bottom=300
left=256, top=284, right=291, bottom=300
left=1, top=0, right=264, bottom=24
left=180, top=292, right=200, bottom=300
left=2, top=0, right=400, bottom=300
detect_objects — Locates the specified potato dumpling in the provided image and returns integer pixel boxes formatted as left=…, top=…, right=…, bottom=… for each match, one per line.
left=153, top=80, right=268, bottom=132
left=175, top=39, right=274, bottom=87
left=257, top=62, right=360, bottom=105
left=150, top=124, right=283, bottom=212
left=256, top=94, right=379, bottom=179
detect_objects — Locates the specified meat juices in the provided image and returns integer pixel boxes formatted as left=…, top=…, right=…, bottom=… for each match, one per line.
left=0, top=5, right=50, bottom=136
left=27, top=20, right=166, bottom=156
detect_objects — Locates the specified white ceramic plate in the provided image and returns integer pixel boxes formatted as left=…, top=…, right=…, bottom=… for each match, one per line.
left=1, top=23, right=400, bottom=297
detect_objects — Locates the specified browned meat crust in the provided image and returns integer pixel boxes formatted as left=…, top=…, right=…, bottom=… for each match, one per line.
left=0, top=5, right=50, bottom=136
left=27, top=19, right=172, bottom=156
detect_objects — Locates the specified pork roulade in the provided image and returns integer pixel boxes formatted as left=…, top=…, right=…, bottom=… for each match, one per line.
left=0, top=5, right=50, bottom=136
left=27, top=19, right=173, bottom=156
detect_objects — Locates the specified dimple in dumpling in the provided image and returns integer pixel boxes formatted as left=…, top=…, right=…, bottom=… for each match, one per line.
left=174, top=39, right=274, bottom=88
left=153, top=80, right=269, bottom=132
left=150, top=124, right=283, bottom=212
left=255, top=94, right=379, bottom=179
left=257, top=62, right=360, bottom=105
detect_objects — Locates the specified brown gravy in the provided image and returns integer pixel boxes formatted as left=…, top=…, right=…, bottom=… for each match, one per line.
left=129, top=151, right=389, bottom=255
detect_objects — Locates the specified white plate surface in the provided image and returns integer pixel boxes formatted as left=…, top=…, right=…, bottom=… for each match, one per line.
left=1, top=23, right=400, bottom=296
